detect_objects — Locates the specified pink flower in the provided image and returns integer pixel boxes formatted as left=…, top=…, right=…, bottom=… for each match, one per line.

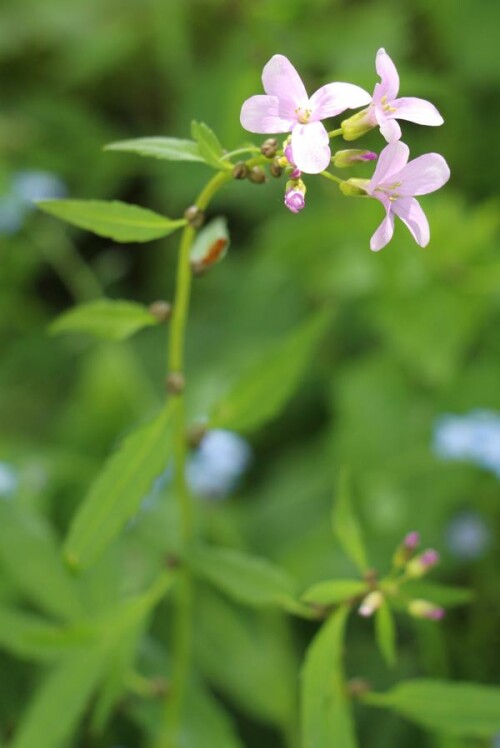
left=370, top=48, right=444, bottom=142
left=284, top=178, right=306, bottom=214
left=364, top=141, right=450, bottom=251
left=240, top=54, right=371, bottom=174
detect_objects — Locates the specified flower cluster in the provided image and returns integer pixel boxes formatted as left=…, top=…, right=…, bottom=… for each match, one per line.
left=240, top=50, right=450, bottom=250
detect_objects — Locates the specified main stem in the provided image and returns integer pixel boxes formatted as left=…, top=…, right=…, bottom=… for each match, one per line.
left=159, top=168, right=232, bottom=747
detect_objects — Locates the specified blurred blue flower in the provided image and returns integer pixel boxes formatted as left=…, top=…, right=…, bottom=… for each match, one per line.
left=433, top=410, right=500, bottom=478
left=0, top=170, right=66, bottom=236
left=187, top=429, right=252, bottom=500
left=0, top=462, right=18, bottom=498
left=492, top=735, right=500, bottom=748
left=445, top=511, right=491, bottom=560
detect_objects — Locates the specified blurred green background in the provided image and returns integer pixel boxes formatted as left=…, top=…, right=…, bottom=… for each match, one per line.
left=1, top=0, right=499, bottom=746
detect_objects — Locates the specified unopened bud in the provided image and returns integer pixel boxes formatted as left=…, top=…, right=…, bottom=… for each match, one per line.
left=232, top=161, right=249, bottom=180
left=358, top=590, right=383, bottom=618
left=148, top=300, right=172, bottom=323
left=404, top=531, right=421, bottom=550
left=332, top=149, right=378, bottom=168
left=393, top=530, right=421, bottom=568
left=269, top=159, right=283, bottom=178
left=260, top=138, right=278, bottom=158
left=248, top=166, right=267, bottom=184
left=408, top=599, right=445, bottom=621
left=284, top=143, right=294, bottom=165
left=406, top=549, right=440, bottom=578
left=339, top=178, right=369, bottom=197
left=341, top=108, right=376, bottom=141
left=166, top=372, right=185, bottom=395
left=184, top=205, right=205, bottom=228
left=284, top=179, right=306, bottom=214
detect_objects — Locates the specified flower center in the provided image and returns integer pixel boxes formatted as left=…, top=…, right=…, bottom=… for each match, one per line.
left=295, top=106, right=312, bottom=124
left=375, top=181, right=402, bottom=200
left=380, top=95, right=397, bottom=113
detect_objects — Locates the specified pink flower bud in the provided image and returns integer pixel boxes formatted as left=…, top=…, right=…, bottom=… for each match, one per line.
left=406, top=548, right=440, bottom=578
left=421, top=549, right=440, bottom=568
left=408, top=599, right=446, bottom=621
left=284, top=143, right=295, bottom=165
left=404, top=531, right=420, bottom=550
left=358, top=590, right=383, bottom=618
left=332, top=149, right=378, bottom=168
left=284, top=178, right=306, bottom=214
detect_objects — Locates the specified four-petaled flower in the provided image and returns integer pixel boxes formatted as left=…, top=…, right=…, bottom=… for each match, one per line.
left=367, top=48, right=444, bottom=143
left=240, top=54, right=371, bottom=174
left=364, top=141, right=450, bottom=250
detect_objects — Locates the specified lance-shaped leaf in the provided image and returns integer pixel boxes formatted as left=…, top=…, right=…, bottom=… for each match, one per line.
left=49, top=299, right=159, bottom=341
left=375, top=599, right=397, bottom=667
left=189, top=545, right=297, bottom=610
left=332, top=469, right=368, bottom=573
left=397, top=581, right=473, bottom=608
left=362, top=679, right=500, bottom=738
left=104, top=136, right=204, bottom=163
left=0, top=503, right=83, bottom=621
left=64, top=403, right=173, bottom=569
left=37, top=199, right=186, bottom=242
left=210, top=307, right=332, bottom=433
left=301, top=579, right=367, bottom=606
left=191, top=121, right=230, bottom=170
left=11, top=647, right=104, bottom=748
left=301, top=604, right=358, bottom=748
left=190, top=216, right=230, bottom=274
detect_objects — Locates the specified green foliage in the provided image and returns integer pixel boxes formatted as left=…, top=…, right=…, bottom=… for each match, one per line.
left=104, top=137, right=204, bottom=163
left=49, top=298, right=159, bottom=341
left=301, top=604, right=357, bottom=748
left=364, top=680, right=500, bottom=738
left=332, top=471, right=369, bottom=574
left=64, top=404, right=173, bottom=569
left=375, top=600, right=397, bottom=667
left=301, top=579, right=367, bottom=605
left=210, top=307, right=332, bottom=433
left=191, top=121, right=230, bottom=170
left=37, top=200, right=186, bottom=242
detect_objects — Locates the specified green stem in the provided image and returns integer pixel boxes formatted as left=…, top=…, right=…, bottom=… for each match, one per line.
left=328, top=127, right=343, bottom=138
left=320, top=170, right=346, bottom=186
left=159, top=167, right=233, bottom=748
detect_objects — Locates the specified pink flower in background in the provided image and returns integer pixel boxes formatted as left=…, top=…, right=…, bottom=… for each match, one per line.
left=370, top=48, right=444, bottom=142
left=365, top=141, right=450, bottom=251
left=240, top=54, right=371, bottom=174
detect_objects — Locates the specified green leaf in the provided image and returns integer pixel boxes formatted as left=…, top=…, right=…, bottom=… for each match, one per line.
left=0, top=606, right=92, bottom=662
left=0, top=503, right=83, bottom=621
left=190, top=216, right=230, bottom=273
left=37, top=199, right=186, bottom=242
left=301, top=604, right=358, bottom=748
left=398, top=581, right=473, bottom=608
left=375, top=600, right=397, bottom=667
left=190, top=545, right=297, bottom=610
left=104, top=136, right=204, bottom=163
left=363, top=679, right=500, bottom=738
left=11, top=647, right=103, bottom=748
left=210, top=307, right=332, bottom=433
left=332, top=469, right=368, bottom=573
left=49, top=298, right=159, bottom=341
left=191, top=120, right=229, bottom=170
left=64, top=404, right=174, bottom=569
left=301, top=579, right=367, bottom=606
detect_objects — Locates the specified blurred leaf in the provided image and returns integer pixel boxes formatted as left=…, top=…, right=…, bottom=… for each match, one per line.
left=332, top=470, right=368, bottom=573
left=398, top=582, right=473, bottom=608
left=190, top=216, right=230, bottom=273
left=64, top=403, right=174, bottom=569
left=375, top=600, right=397, bottom=667
left=191, top=120, right=229, bottom=170
left=37, top=199, right=186, bottom=242
left=0, top=503, right=83, bottom=621
left=11, top=647, right=103, bottom=748
left=0, top=605, right=92, bottom=662
left=190, top=545, right=297, bottom=610
left=210, top=307, right=332, bottom=433
left=301, top=579, right=367, bottom=606
left=104, top=136, right=204, bottom=163
left=49, top=298, right=159, bottom=341
left=301, top=604, right=357, bottom=748
left=363, top=679, right=500, bottom=738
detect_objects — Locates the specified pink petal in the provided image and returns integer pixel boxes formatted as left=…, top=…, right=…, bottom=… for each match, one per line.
left=240, top=95, right=295, bottom=134
left=262, top=55, right=308, bottom=116
left=291, top=121, right=331, bottom=174
left=378, top=115, right=402, bottom=143
left=392, top=197, right=430, bottom=246
left=395, top=153, right=450, bottom=196
left=369, top=141, right=409, bottom=191
left=390, top=97, right=444, bottom=126
left=309, top=82, right=371, bottom=120
left=370, top=206, right=395, bottom=251
left=375, top=48, right=399, bottom=101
